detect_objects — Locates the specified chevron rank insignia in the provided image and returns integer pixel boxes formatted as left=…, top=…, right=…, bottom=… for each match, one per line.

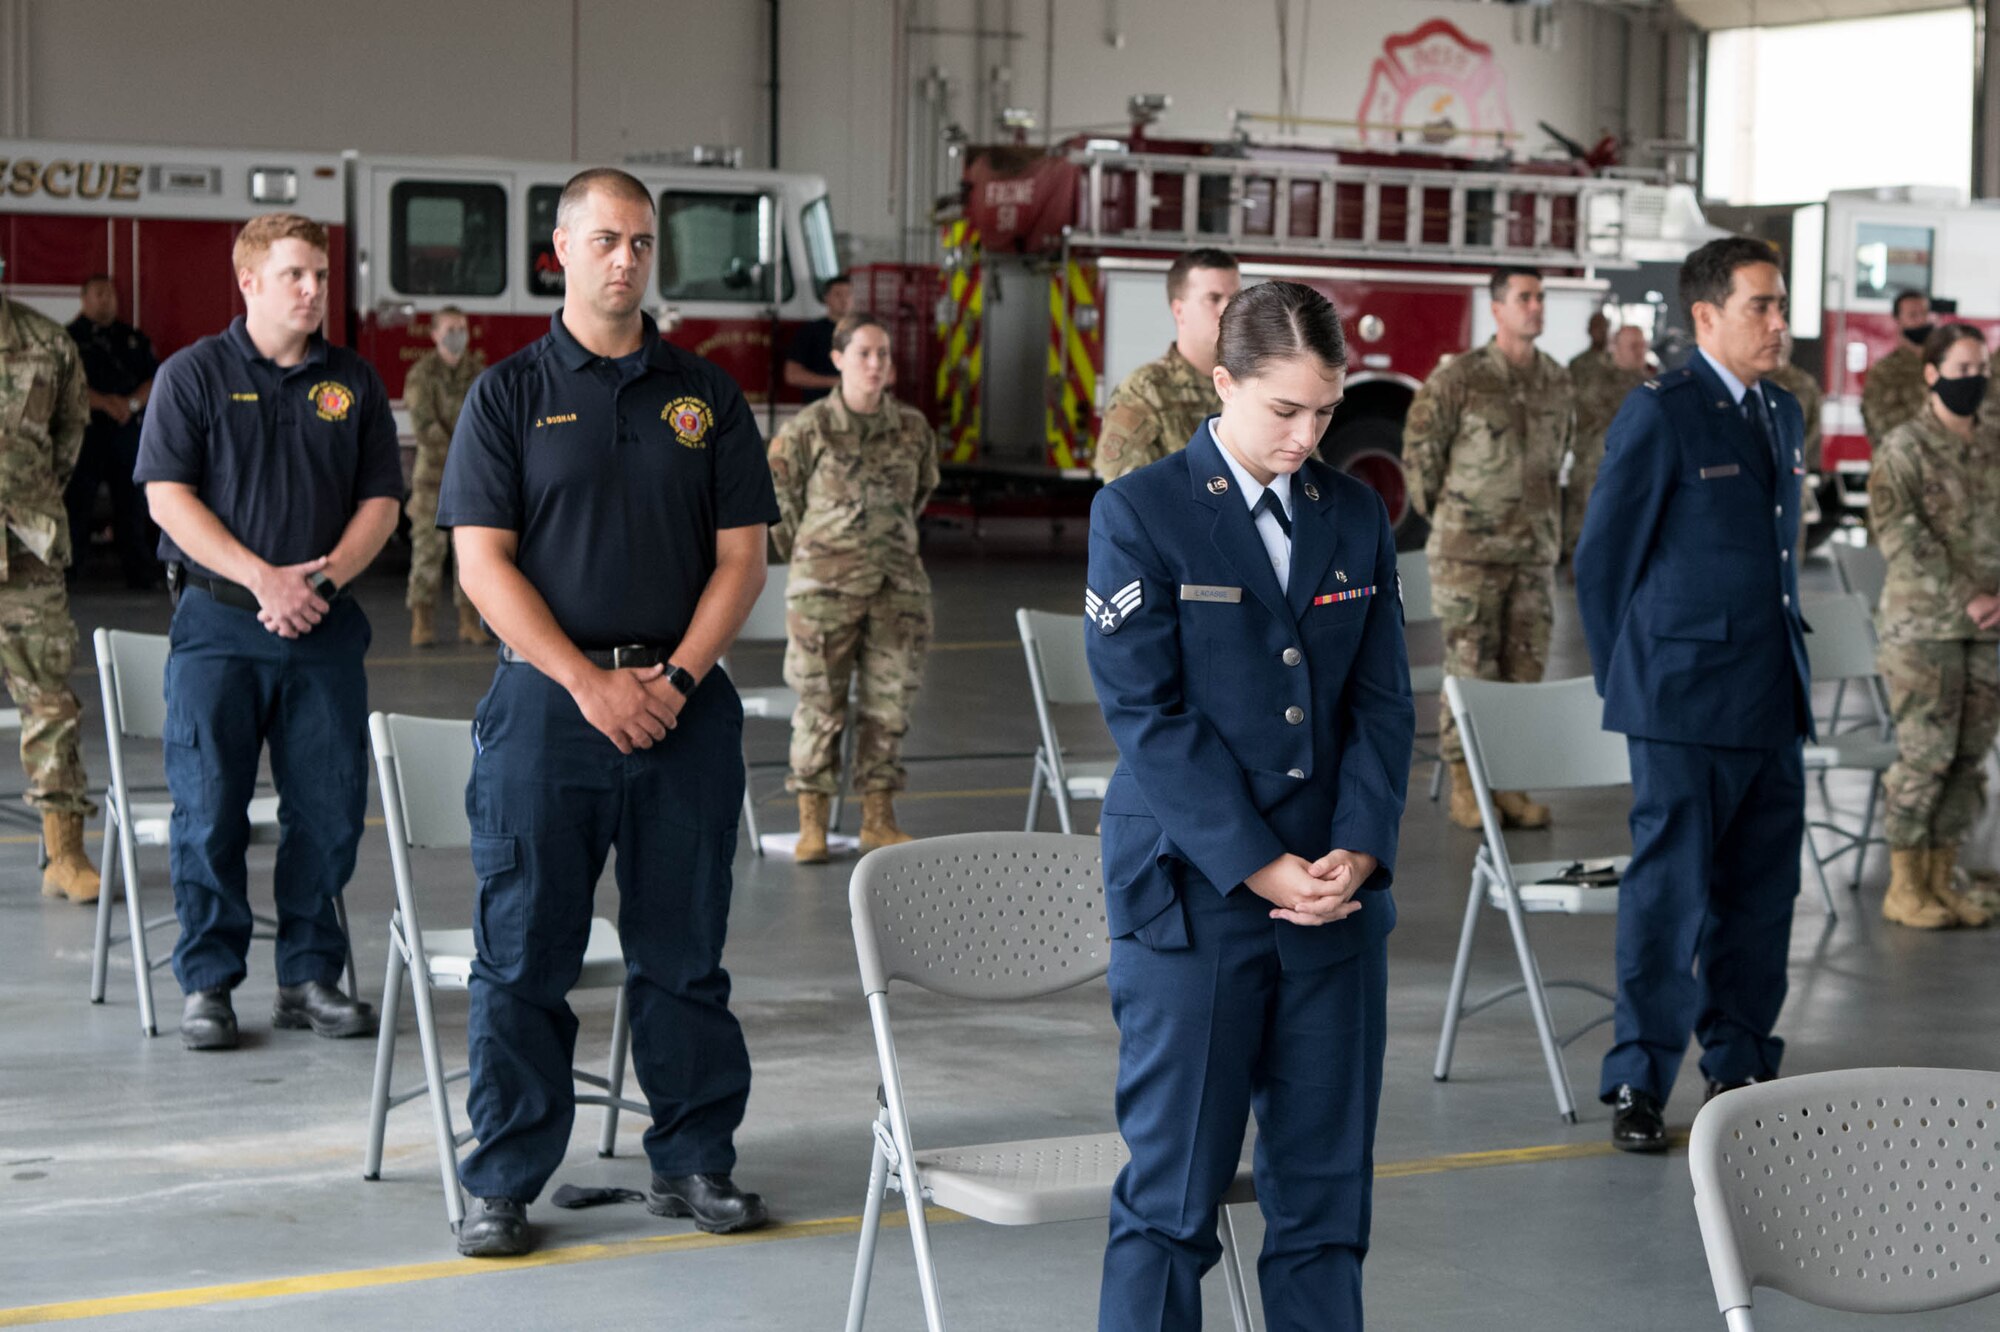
left=1085, top=579, right=1143, bottom=634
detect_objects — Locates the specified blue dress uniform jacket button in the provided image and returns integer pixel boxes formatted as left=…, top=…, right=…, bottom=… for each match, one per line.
left=1282, top=646, right=1302, bottom=665
left=1284, top=705, right=1305, bottom=724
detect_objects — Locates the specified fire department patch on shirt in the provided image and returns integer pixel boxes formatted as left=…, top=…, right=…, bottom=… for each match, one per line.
left=1085, top=579, right=1143, bottom=634
left=308, top=381, right=354, bottom=422
left=663, top=396, right=713, bottom=448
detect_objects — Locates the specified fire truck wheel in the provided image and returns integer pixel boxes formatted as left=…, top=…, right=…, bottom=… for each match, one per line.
left=1320, top=414, right=1427, bottom=553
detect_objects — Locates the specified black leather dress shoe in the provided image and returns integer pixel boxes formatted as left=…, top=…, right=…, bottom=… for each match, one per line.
left=1704, top=1076, right=1768, bottom=1104
left=648, top=1173, right=770, bottom=1234
left=272, top=981, right=377, bottom=1039
left=1610, top=1084, right=1668, bottom=1153
left=457, top=1197, right=532, bottom=1258
left=181, top=989, right=239, bottom=1051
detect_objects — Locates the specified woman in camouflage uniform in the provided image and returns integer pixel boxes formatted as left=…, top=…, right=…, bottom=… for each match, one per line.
left=767, top=314, right=939, bottom=862
left=1869, top=323, right=2000, bottom=928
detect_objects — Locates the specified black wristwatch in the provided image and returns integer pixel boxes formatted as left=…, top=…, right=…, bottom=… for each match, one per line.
left=308, top=572, right=339, bottom=600
left=662, top=663, right=697, bottom=696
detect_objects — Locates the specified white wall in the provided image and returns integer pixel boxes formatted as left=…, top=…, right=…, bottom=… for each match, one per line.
left=6, top=1, right=1674, bottom=260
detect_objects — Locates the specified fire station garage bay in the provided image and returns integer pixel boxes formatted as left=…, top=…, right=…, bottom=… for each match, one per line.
left=7, top=1, right=2000, bottom=1328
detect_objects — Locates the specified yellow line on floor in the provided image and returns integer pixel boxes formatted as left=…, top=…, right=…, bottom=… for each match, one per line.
left=0, top=1133, right=1685, bottom=1325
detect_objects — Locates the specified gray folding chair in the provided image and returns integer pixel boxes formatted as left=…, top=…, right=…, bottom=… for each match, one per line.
left=1800, top=593, right=1897, bottom=892
left=845, top=832, right=1256, bottom=1332
left=361, top=711, right=647, bottom=1231
left=0, top=705, right=43, bottom=834
left=1399, top=553, right=1447, bottom=802
left=1434, top=675, right=1630, bottom=1122
left=1015, top=609, right=1115, bottom=834
left=1689, top=1067, right=2000, bottom=1330
left=88, top=628, right=355, bottom=1037
left=1827, top=544, right=1887, bottom=733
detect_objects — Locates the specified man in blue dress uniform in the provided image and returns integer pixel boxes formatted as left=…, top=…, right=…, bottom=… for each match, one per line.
left=138, top=212, right=403, bottom=1050
left=1574, top=236, right=1813, bottom=1151
left=437, top=169, right=779, bottom=1257
left=1086, top=279, right=1414, bottom=1331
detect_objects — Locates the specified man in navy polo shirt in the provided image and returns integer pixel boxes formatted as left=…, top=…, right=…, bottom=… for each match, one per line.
left=137, top=212, right=402, bottom=1051
left=437, top=168, right=779, bottom=1258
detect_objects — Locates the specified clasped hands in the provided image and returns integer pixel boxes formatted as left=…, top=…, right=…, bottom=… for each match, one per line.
left=1967, top=594, right=2000, bottom=632
left=1245, top=849, right=1379, bottom=927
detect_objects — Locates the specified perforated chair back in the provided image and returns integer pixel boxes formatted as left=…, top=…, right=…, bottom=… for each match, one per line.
left=98, top=629, right=171, bottom=740
left=1802, top=593, right=1880, bottom=684
left=850, top=832, right=1107, bottom=1000
left=1400, top=552, right=1436, bottom=623
left=1689, top=1067, right=2000, bottom=1323
left=1445, top=675, right=1629, bottom=794
left=371, top=714, right=474, bottom=851
left=1016, top=609, right=1097, bottom=708
left=738, top=563, right=792, bottom=644
left=1833, top=544, right=1888, bottom=611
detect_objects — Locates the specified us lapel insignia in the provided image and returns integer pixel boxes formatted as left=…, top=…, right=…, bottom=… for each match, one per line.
left=1302, top=481, right=1320, bottom=501
left=1207, top=476, right=1229, bottom=494
left=1084, top=580, right=1144, bottom=634
left=1335, top=569, right=1349, bottom=584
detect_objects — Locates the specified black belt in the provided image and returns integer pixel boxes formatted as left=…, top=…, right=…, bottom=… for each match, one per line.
left=500, top=643, right=668, bottom=670
left=169, top=565, right=347, bottom=612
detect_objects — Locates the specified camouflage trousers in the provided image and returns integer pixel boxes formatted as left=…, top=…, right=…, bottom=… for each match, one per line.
left=1879, top=638, right=2000, bottom=849
left=0, top=549, right=94, bottom=814
left=405, top=479, right=469, bottom=611
left=783, top=586, right=932, bottom=795
left=1432, top=557, right=1554, bottom=764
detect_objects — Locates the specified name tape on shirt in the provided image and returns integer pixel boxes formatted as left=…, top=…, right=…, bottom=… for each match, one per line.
left=1313, top=586, right=1376, bottom=607
left=1085, top=580, right=1143, bottom=634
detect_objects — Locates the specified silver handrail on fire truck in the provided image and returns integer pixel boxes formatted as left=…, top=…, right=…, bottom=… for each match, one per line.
left=1066, top=149, right=1647, bottom=269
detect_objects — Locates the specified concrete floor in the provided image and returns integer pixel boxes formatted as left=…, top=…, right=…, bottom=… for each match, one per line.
left=4, top=528, right=1997, bottom=1330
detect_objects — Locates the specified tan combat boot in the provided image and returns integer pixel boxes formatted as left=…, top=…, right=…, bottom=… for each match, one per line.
left=1882, top=847, right=1954, bottom=929
left=458, top=603, right=494, bottom=646
left=859, top=791, right=915, bottom=853
left=40, top=811, right=100, bottom=904
left=1494, top=791, right=1553, bottom=830
left=794, top=793, right=831, bottom=865
left=1446, top=762, right=1484, bottom=830
left=410, top=603, right=437, bottom=649
left=1927, top=845, right=1989, bottom=929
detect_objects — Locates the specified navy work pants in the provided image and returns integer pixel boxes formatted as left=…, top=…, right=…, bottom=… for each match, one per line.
left=1599, top=737, right=1804, bottom=1102
left=456, top=662, right=752, bottom=1204
left=1101, top=882, right=1387, bottom=1332
left=164, top=587, right=369, bottom=994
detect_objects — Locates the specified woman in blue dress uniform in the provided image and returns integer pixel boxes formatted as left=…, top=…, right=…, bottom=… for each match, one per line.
left=1085, top=281, right=1415, bottom=1331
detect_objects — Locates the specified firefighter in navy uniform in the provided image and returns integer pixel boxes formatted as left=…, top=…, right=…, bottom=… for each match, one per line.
left=65, top=275, right=160, bottom=588
left=438, top=169, right=778, bottom=1258
left=1575, top=237, right=1813, bottom=1152
left=1086, top=281, right=1414, bottom=1332
left=136, top=213, right=402, bottom=1050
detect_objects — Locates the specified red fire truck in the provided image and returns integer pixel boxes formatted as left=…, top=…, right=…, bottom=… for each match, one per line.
left=0, top=138, right=841, bottom=422
left=1721, top=187, right=2000, bottom=543
left=877, top=119, right=1718, bottom=546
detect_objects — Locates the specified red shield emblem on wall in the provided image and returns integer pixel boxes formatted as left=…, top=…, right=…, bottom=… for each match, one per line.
left=1356, top=20, right=1515, bottom=151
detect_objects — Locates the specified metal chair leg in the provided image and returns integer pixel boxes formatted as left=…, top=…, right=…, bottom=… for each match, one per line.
left=599, top=984, right=633, bottom=1158
left=364, top=938, right=406, bottom=1179
left=90, top=813, right=121, bottom=1003
left=1219, top=1204, right=1257, bottom=1332
left=334, top=896, right=359, bottom=1000
left=1805, top=826, right=1837, bottom=918
left=1852, top=780, right=1879, bottom=884
left=844, top=1115, right=893, bottom=1332
left=410, top=963, right=466, bottom=1230
left=121, top=822, right=157, bottom=1038
left=1024, top=754, right=1045, bottom=833
left=1429, top=757, right=1446, bottom=802
left=1495, top=884, right=1580, bottom=1122
left=1433, top=870, right=1488, bottom=1082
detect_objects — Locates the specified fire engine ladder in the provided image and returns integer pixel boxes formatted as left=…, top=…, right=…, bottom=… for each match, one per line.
left=1069, top=149, right=1637, bottom=269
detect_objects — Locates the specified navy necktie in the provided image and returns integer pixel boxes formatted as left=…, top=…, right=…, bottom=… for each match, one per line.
left=1742, top=390, right=1778, bottom=470
left=1253, top=489, right=1292, bottom=539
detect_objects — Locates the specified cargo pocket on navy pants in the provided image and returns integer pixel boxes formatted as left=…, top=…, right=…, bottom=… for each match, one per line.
left=469, top=831, right=524, bottom=972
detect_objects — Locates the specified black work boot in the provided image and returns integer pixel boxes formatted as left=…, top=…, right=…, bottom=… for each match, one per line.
left=1610, top=1083, right=1668, bottom=1153
left=181, top=988, right=239, bottom=1051
left=457, top=1197, right=532, bottom=1258
left=272, top=980, right=377, bottom=1038
left=647, top=1173, right=769, bottom=1234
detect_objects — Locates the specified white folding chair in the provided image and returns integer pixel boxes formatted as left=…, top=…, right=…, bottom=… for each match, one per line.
left=1400, top=553, right=1447, bottom=802
left=845, top=833, right=1257, bottom=1332
left=361, top=711, right=648, bottom=1231
left=1827, top=544, right=1887, bottom=733
left=1800, top=593, right=1897, bottom=892
left=0, top=705, right=43, bottom=835
left=88, top=628, right=355, bottom=1037
left=1434, top=675, right=1630, bottom=1122
left=1689, top=1067, right=2000, bottom=1330
left=1015, top=609, right=1115, bottom=834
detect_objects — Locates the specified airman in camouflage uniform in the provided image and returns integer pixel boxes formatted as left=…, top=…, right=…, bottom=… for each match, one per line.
left=769, top=340, right=940, bottom=861
left=0, top=292, right=101, bottom=903
left=1565, top=327, right=1649, bottom=562
left=1868, top=347, right=2000, bottom=929
left=1092, top=249, right=1239, bottom=482
left=1861, top=293, right=1935, bottom=447
left=1405, top=270, right=1574, bottom=829
left=404, top=308, right=488, bottom=647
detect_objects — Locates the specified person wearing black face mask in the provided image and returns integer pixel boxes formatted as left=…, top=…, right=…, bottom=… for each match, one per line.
left=1861, top=290, right=1935, bottom=447
left=1867, top=322, right=2000, bottom=930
